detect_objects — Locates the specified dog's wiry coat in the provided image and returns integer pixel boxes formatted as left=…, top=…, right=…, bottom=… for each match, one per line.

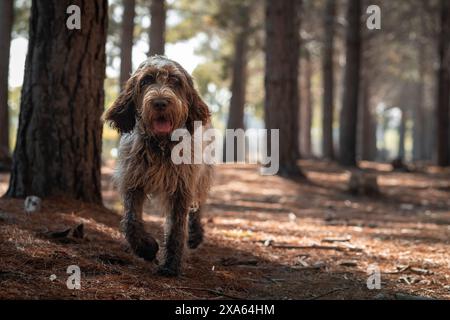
left=103, top=56, right=213, bottom=276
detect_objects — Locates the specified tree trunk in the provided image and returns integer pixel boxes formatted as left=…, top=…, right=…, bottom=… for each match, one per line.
left=300, top=49, right=312, bottom=158
left=380, top=113, right=389, bottom=162
left=436, top=0, right=450, bottom=167
left=413, top=44, right=426, bottom=161
left=265, top=0, right=302, bottom=177
left=398, top=108, right=406, bottom=160
left=7, top=0, right=107, bottom=203
left=148, top=0, right=166, bottom=56
left=322, top=0, right=336, bottom=160
left=424, top=107, right=435, bottom=161
left=226, top=5, right=250, bottom=132
left=119, top=0, right=135, bottom=90
left=225, top=5, right=250, bottom=162
left=0, top=0, right=14, bottom=169
left=338, top=0, right=362, bottom=167
left=360, top=77, right=376, bottom=161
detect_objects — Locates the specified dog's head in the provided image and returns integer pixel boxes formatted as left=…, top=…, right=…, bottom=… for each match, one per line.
left=103, top=56, right=210, bottom=137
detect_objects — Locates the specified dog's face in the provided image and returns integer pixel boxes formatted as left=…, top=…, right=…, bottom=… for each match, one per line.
left=103, top=56, right=210, bottom=136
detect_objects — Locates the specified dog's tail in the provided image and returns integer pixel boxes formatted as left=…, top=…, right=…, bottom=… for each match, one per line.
left=122, top=211, right=159, bottom=262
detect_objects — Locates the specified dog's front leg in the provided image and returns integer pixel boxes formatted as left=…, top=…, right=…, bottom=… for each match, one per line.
left=188, top=206, right=204, bottom=249
left=123, top=188, right=159, bottom=262
left=158, top=190, right=190, bottom=277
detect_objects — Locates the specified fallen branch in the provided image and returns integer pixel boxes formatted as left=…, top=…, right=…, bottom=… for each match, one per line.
left=339, top=260, right=358, bottom=267
left=262, top=275, right=286, bottom=284
left=410, top=267, right=433, bottom=275
left=173, top=287, right=245, bottom=300
left=321, top=237, right=351, bottom=243
left=382, top=265, right=410, bottom=274
left=270, top=243, right=363, bottom=252
left=308, top=287, right=348, bottom=300
left=293, top=265, right=324, bottom=271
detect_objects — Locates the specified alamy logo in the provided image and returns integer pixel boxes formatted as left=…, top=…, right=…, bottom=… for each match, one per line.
left=170, top=121, right=280, bottom=175
left=66, top=265, right=81, bottom=290
left=66, top=5, right=81, bottom=30
left=366, top=5, right=381, bottom=30
left=367, top=264, right=381, bottom=290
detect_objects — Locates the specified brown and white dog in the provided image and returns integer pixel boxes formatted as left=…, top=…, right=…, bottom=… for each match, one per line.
left=103, top=56, right=213, bottom=276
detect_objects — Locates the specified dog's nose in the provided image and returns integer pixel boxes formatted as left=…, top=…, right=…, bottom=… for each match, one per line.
left=152, top=98, right=168, bottom=110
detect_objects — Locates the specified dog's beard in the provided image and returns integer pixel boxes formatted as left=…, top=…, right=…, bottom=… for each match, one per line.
left=141, top=92, right=188, bottom=138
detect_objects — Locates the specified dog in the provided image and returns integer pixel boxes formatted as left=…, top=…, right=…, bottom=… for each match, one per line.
left=103, top=56, right=213, bottom=276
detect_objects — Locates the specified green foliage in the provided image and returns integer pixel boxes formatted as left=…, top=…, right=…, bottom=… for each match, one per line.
left=168, top=0, right=265, bottom=122
left=167, top=0, right=218, bottom=42
left=103, top=77, right=120, bottom=158
left=12, top=0, right=31, bottom=39
left=7, top=87, right=21, bottom=150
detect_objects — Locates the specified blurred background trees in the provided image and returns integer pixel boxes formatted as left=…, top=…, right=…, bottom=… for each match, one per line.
left=225, top=0, right=252, bottom=134
left=265, top=0, right=302, bottom=177
left=321, top=0, right=337, bottom=161
left=119, top=0, right=136, bottom=89
left=339, top=0, right=362, bottom=167
left=436, top=0, right=450, bottom=167
left=148, top=0, right=166, bottom=55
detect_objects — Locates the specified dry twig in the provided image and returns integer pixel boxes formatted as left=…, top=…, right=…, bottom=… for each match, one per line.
left=270, top=243, right=363, bottom=252
left=308, top=287, right=348, bottom=300
left=173, top=287, right=245, bottom=300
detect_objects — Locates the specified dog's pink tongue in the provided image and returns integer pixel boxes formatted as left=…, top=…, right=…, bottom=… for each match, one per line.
left=153, top=119, right=172, bottom=134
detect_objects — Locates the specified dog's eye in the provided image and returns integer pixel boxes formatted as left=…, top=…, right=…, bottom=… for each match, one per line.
left=169, top=76, right=181, bottom=87
left=140, top=75, right=155, bottom=87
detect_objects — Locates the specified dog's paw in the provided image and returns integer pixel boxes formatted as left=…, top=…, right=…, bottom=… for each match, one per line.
left=157, top=265, right=180, bottom=277
left=189, top=201, right=199, bottom=213
left=133, top=237, right=159, bottom=262
left=188, top=223, right=204, bottom=249
left=188, top=230, right=203, bottom=249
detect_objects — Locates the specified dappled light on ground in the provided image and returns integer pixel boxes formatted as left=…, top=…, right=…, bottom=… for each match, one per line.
left=1, top=161, right=449, bottom=299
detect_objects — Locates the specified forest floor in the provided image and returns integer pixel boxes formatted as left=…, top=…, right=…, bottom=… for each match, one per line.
left=0, top=160, right=449, bottom=300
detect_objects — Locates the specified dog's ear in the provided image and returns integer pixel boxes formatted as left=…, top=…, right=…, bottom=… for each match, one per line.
left=102, top=78, right=137, bottom=134
left=187, top=88, right=211, bottom=132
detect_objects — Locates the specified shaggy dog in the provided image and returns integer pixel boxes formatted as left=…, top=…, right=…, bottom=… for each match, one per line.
left=103, top=56, right=213, bottom=276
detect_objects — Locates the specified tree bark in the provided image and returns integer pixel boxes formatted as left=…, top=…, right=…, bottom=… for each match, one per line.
left=398, top=108, right=406, bottom=160
left=0, top=0, right=14, bottom=168
left=7, top=0, right=107, bottom=203
left=338, top=0, right=362, bottom=167
left=148, top=0, right=166, bottom=56
left=412, top=43, right=426, bottom=161
left=119, top=0, right=135, bottom=90
left=360, top=77, right=376, bottom=161
left=321, top=0, right=336, bottom=160
left=226, top=5, right=250, bottom=132
left=225, top=5, right=250, bottom=162
left=436, top=0, right=450, bottom=167
left=300, top=49, right=312, bottom=158
left=379, top=113, right=389, bottom=162
left=265, top=0, right=302, bottom=177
